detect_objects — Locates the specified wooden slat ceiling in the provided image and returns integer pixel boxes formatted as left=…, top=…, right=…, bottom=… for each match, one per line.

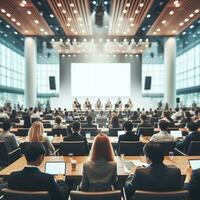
left=109, top=0, right=154, bottom=36
left=0, top=0, right=54, bottom=36
left=147, top=0, right=200, bottom=36
left=48, top=0, right=92, bottom=36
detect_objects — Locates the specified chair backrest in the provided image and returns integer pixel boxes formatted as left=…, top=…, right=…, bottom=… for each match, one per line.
left=134, top=190, right=189, bottom=200
left=1, top=188, right=51, bottom=200
left=52, top=128, right=68, bottom=136
left=158, top=142, right=176, bottom=155
left=118, top=141, right=143, bottom=156
left=70, top=190, right=121, bottom=200
left=81, top=128, right=98, bottom=137
left=16, top=128, right=29, bottom=136
left=138, top=127, right=154, bottom=136
left=60, top=141, right=87, bottom=156
left=43, top=123, right=52, bottom=128
left=109, top=128, right=123, bottom=136
left=187, top=141, right=200, bottom=155
left=31, top=118, right=40, bottom=124
left=23, top=115, right=31, bottom=128
left=0, top=141, right=9, bottom=164
left=96, top=117, right=107, bottom=127
left=149, top=117, right=159, bottom=126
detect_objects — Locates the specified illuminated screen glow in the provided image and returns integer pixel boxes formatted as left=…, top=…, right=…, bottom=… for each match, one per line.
left=71, top=63, right=130, bottom=97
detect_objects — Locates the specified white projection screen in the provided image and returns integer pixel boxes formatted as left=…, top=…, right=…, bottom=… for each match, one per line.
left=71, top=63, right=130, bottom=96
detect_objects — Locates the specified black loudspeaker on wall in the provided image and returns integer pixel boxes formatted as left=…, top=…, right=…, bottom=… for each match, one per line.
left=176, top=97, right=180, bottom=104
left=144, top=76, right=152, bottom=90
left=49, top=76, right=56, bottom=90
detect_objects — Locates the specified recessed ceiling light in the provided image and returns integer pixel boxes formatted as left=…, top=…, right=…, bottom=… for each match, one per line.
left=172, top=30, right=176, bottom=33
left=135, top=10, right=139, bottom=14
left=195, top=9, right=199, bottom=13
left=184, top=18, right=189, bottom=22
left=40, top=28, right=44, bottom=32
left=68, top=17, right=72, bottom=21
left=130, top=23, right=134, bottom=27
left=179, top=22, right=184, bottom=26
left=139, top=3, right=144, bottom=7
left=14, top=31, right=18, bottom=35
left=129, top=17, right=133, bottom=21
left=45, top=32, right=48, bottom=35
left=78, top=17, right=82, bottom=21
left=92, top=1, right=96, bottom=5
left=1, top=9, right=6, bottom=13
left=6, top=25, right=10, bottom=28
left=11, top=18, right=16, bottom=22
left=162, top=20, right=166, bottom=24
left=57, top=3, right=62, bottom=7
left=27, top=10, right=32, bottom=15
left=189, top=13, right=194, bottom=18
left=182, top=31, right=186, bottom=35
left=75, top=31, right=77, bottom=35
left=50, top=14, right=54, bottom=18
left=74, top=10, right=78, bottom=14
left=123, top=10, right=127, bottom=14
left=153, top=32, right=157, bottom=35
left=22, top=0, right=27, bottom=4
left=70, top=3, right=74, bottom=7
left=190, top=25, right=194, bottom=29
left=25, top=30, right=29, bottom=33
left=34, top=20, right=39, bottom=24
left=157, top=28, right=160, bottom=32
left=169, top=11, right=174, bottom=15
left=126, top=3, right=130, bottom=7
left=4, top=34, right=8, bottom=37
left=71, top=28, right=74, bottom=32
left=16, top=22, right=21, bottom=26
left=62, top=10, right=66, bottom=14
left=6, top=13, right=11, bottom=17
left=104, top=1, right=108, bottom=5
left=146, top=14, right=151, bottom=18
left=67, top=23, right=70, bottom=27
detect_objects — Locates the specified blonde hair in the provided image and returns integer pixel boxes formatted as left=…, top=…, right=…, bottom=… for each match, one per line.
left=28, top=121, right=44, bottom=142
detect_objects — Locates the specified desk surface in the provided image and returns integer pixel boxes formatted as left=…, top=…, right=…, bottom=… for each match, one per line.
left=0, top=156, right=199, bottom=178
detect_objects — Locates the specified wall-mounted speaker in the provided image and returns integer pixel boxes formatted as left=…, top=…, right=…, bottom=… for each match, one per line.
left=49, top=76, right=56, bottom=90
left=144, top=76, right=152, bottom=90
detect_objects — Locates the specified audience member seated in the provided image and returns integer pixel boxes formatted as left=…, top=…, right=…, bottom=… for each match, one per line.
left=73, top=98, right=81, bottom=110
left=125, top=98, right=133, bottom=110
left=64, top=111, right=73, bottom=122
left=161, top=111, right=174, bottom=123
left=79, top=133, right=117, bottom=191
left=28, top=121, right=55, bottom=155
left=30, top=108, right=41, bottom=121
left=105, top=99, right=112, bottom=110
left=176, top=122, right=200, bottom=153
left=129, top=111, right=139, bottom=120
left=171, top=107, right=183, bottom=121
left=82, top=115, right=97, bottom=128
left=150, top=120, right=175, bottom=142
left=124, top=141, right=182, bottom=199
left=63, top=121, right=89, bottom=154
left=117, top=121, right=139, bottom=152
left=0, top=119, right=19, bottom=152
left=96, top=98, right=102, bottom=110
left=9, top=109, right=20, bottom=123
left=152, top=110, right=159, bottom=118
left=184, top=165, right=200, bottom=200
left=53, top=116, right=66, bottom=129
left=109, top=112, right=120, bottom=128
left=84, top=98, right=92, bottom=110
left=136, top=114, right=152, bottom=135
left=179, top=111, right=192, bottom=126
left=192, top=110, right=199, bottom=121
left=115, top=98, right=122, bottom=110
left=0, top=108, right=9, bottom=119
left=7, top=142, right=69, bottom=200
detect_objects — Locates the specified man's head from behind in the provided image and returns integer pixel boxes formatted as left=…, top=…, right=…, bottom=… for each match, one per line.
left=123, top=121, right=133, bottom=132
left=72, top=121, right=80, bottom=132
left=24, top=142, right=46, bottom=166
left=187, top=122, right=198, bottom=132
left=2, top=119, right=12, bottom=131
left=143, top=141, right=164, bottom=164
left=159, top=120, right=168, bottom=131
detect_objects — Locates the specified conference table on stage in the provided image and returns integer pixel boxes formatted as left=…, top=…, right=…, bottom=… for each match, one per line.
left=0, top=156, right=198, bottom=179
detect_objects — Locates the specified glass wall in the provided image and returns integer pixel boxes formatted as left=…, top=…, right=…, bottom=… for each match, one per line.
left=142, top=64, right=165, bottom=95
left=37, top=64, right=59, bottom=94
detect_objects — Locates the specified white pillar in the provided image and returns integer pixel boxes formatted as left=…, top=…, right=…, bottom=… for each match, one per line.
left=24, top=37, right=37, bottom=108
left=164, top=37, right=176, bottom=108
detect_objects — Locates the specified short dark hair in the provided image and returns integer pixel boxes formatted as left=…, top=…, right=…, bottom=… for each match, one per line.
left=159, top=120, right=168, bottom=131
left=24, top=142, right=46, bottom=163
left=143, top=141, right=164, bottom=164
left=123, top=121, right=133, bottom=132
left=72, top=121, right=80, bottom=132
left=55, top=116, right=62, bottom=124
left=187, top=122, right=198, bottom=131
left=2, top=119, right=12, bottom=131
left=140, top=114, right=147, bottom=121
left=86, top=115, right=92, bottom=123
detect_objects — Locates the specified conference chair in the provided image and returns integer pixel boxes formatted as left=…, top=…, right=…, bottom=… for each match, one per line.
left=137, top=127, right=154, bottom=136
left=15, top=128, right=29, bottom=136
left=158, top=142, right=176, bottom=155
left=52, top=128, right=68, bottom=136
left=149, top=117, right=159, bottom=127
left=60, top=141, right=88, bottom=156
left=81, top=128, right=98, bottom=137
left=0, top=142, right=22, bottom=167
left=70, top=190, right=122, bottom=200
left=96, top=117, right=107, bottom=128
left=1, top=188, right=50, bottom=200
left=43, top=122, right=52, bottom=128
left=118, top=141, right=143, bottom=156
left=134, top=190, right=189, bottom=200
left=109, top=128, right=123, bottom=136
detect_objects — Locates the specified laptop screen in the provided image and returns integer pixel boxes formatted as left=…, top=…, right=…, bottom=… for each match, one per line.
left=170, top=130, right=182, bottom=138
left=118, top=131, right=125, bottom=137
left=45, top=161, right=66, bottom=175
left=189, top=159, right=200, bottom=170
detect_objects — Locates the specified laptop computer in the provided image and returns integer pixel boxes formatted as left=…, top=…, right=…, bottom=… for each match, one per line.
left=45, top=161, right=66, bottom=175
left=189, top=159, right=200, bottom=170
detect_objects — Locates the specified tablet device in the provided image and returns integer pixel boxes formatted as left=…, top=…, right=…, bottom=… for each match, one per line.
left=118, top=131, right=125, bottom=137
left=45, top=161, right=66, bottom=175
left=189, top=159, right=200, bottom=170
left=170, top=130, right=182, bottom=138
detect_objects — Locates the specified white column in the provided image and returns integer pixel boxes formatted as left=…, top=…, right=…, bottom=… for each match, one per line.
left=24, top=37, right=37, bottom=108
left=164, top=37, right=176, bottom=108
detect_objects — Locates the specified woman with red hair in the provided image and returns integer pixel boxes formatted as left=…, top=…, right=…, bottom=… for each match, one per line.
left=79, top=133, right=117, bottom=191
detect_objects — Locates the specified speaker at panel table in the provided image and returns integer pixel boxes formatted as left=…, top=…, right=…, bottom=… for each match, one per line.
left=49, top=76, right=56, bottom=91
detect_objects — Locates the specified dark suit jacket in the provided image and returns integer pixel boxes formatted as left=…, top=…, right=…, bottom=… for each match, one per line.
left=8, top=167, right=66, bottom=200
left=81, top=123, right=97, bottom=129
left=117, top=131, right=139, bottom=152
left=184, top=168, right=200, bottom=200
left=183, top=131, right=200, bottom=152
left=136, top=121, right=152, bottom=135
left=63, top=132, right=89, bottom=154
left=125, top=163, right=182, bottom=198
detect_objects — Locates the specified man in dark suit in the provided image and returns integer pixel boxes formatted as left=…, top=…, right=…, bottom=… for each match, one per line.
left=117, top=121, right=139, bottom=153
left=125, top=141, right=182, bottom=199
left=184, top=166, right=200, bottom=200
left=176, top=122, right=200, bottom=153
left=136, top=114, right=152, bottom=135
left=8, top=142, right=69, bottom=200
left=63, top=121, right=89, bottom=154
left=82, top=115, right=97, bottom=129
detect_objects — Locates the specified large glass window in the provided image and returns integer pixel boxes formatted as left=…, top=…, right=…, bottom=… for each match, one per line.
left=142, top=64, right=165, bottom=95
left=37, top=64, right=59, bottom=94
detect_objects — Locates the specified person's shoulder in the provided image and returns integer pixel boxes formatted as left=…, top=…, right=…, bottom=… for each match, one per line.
left=166, top=165, right=181, bottom=174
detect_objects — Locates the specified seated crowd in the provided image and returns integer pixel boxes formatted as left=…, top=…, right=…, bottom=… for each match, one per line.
left=0, top=105, right=200, bottom=200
